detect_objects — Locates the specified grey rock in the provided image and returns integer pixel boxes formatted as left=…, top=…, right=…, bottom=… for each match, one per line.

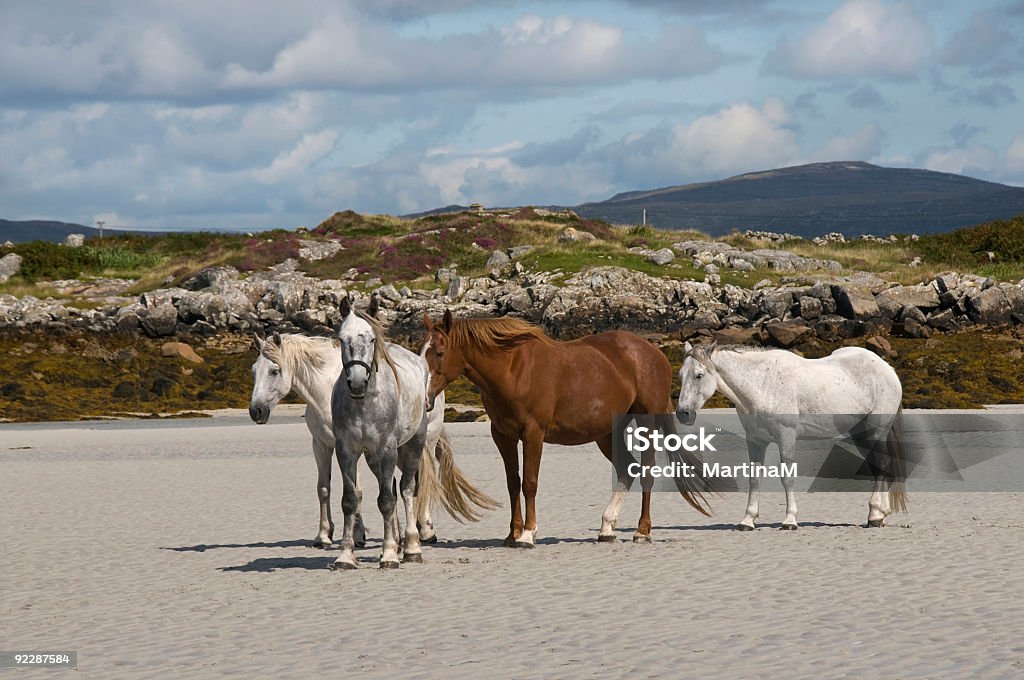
left=486, top=250, right=511, bottom=269
left=138, top=303, right=178, bottom=337
left=965, top=286, right=1012, bottom=325
left=646, top=248, right=675, bottom=266
left=0, top=253, right=22, bottom=283
left=63, top=233, right=85, bottom=247
left=831, top=285, right=880, bottom=320
left=876, top=284, right=940, bottom=311
left=508, top=245, right=535, bottom=259
left=798, top=296, right=822, bottom=320
left=182, top=266, right=240, bottom=292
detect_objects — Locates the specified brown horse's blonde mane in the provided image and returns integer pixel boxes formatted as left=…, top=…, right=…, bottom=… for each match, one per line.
left=448, top=317, right=554, bottom=355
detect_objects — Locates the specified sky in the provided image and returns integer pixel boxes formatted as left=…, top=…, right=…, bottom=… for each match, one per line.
left=1, top=0, right=1023, bottom=231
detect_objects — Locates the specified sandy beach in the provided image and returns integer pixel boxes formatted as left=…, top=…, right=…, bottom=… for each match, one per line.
left=2, top=412, right=1023, bottom=678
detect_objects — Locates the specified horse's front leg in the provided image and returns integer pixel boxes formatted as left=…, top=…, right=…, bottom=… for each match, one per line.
left=778, top=429, right=799, bottom=530
left=737, top=439, right=768, bottom=531
left=312, top=437, right=335, bottom=548
left=330, top=444, right=361, bottom=570
left=492, top=426, right=523, bottom=547
left=516, top=425, right=544, bottom=548
left=353, top=465, right=366, bottom=549
left=370, top=447, right=401, bottom=569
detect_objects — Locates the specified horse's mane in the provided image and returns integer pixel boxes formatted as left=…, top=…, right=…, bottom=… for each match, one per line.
left=355, top=310, right=401, bottom=382
left=263, top=333, right=336, bottom=372
left=687, top=342, right=769, bottom=367
left=449, top=317, right=554, bottom=354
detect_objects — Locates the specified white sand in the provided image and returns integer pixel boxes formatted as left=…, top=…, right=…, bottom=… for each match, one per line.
left=1, top=415, right=1022, bottom=678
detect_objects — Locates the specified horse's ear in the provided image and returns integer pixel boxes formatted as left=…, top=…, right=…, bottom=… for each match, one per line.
left=422, top=313, right=434, bottom=330
left=708, top=339, right=718, bottom=354
left=340, top=296, right=351, bottom=318
left=272, top=331, right=282, bottom=347
left=684, top=341, right=693, bottom=355
left=252, top=333, right=264, bottom=352
left=366, top=293, right=380, bottom=319
left=441, top=309, right=453, bottom=333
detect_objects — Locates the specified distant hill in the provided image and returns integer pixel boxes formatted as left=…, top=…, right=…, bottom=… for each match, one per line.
left=0, top=219, right=101, bottom=244
left=0, top=219, right=176, bottom=244
left=573, top=161, right=1024, bottom=237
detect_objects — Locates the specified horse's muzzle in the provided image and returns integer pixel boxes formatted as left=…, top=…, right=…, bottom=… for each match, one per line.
left=249, top=404, right=269, bottom=424
left=676, top=409, right=696, bottom=427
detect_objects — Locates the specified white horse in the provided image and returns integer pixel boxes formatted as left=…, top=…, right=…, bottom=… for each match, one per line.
left=330, top=299, right=443, bottom=569
left=676, top=341, right=907, bottom=530
left=250, top=330, right=495, bottom=551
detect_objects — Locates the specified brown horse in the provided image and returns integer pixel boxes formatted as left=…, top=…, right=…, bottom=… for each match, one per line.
left=422, top=311, right=717, bottom=547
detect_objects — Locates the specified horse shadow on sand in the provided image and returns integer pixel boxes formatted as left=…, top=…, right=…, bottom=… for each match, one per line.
left=162, top=537, right=389, bottom=572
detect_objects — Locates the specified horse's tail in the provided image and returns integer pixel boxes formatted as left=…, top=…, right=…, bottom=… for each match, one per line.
left=664, top=405, right=722, bottom=517
left=432, top=428, right=501, bottom=523
left=887, top=406, right=908, bottom=513
left=414, top=437, right=442, bottom=521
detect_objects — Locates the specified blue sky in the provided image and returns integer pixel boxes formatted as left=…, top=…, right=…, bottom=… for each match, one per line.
left=1, top=0, right=1022, bottom=230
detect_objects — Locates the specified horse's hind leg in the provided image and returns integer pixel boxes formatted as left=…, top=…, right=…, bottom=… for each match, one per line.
left=737, top=439, right=768, bottom=531
left=595, top=434, right=633, bottom=543
left=330, top=445, right=361, bottom=571
left=399, top=430, right=426, bottom=563
left=778, top=429, right=799, bottom=530
left=516, top=426, right=544, bottom=548
left=312, top=437, right=335, bottom=548
left=416, top=427, right=439, bottom=544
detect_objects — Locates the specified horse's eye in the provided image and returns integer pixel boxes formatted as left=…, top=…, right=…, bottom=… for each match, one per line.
left=696, top=373, right=704, bottom=380
left=270, top=367, right=280, bottom=376
left=436, top=351, right=445, bottom=359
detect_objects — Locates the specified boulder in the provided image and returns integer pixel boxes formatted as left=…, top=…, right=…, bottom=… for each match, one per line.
left=557, top=227, right=597, bottom=244
left=798, top=296, right=822, bottom=320
left=831, top=284, right=880, bottom=320
left=138, top=303, right=178, bottom=337
left=646, top=248, right=675, bottom=266
left=714, top=326, right=765, bottom=346
left=486, top=250, right=511, bottom=269
left=901, top=317, right=930, bottom=339
left=766, top=320, right=813, bottom=347
left=63, top=234, right=85, bottom=247
left=0, top=253, right=22, bottom=283
left=965, top=287, right=1012, bottom=325
left=161, top=341, right=204, bottom=364
left=865, top=336, right=896, bottom=360
left=875, top=284, right=940, bottom=311
left=182, top=266, right=240, bottom=292
left=508, top=245, right=535, bottom=259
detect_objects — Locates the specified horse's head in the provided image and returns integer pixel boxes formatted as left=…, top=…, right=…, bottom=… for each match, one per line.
left=677, top=340, right=718, bottom=426
left=337, top=296, right=377, bottom=399
left=250, top=331, right=291, bottom=424
left=421, top=309, right=463, bottom=412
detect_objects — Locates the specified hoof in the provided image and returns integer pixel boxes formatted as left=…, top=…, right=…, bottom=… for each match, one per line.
left=632, top=534, right=653, bottom=544
left=514, top=541, right=536, bottom=549
left=780, top=523, right=798, bottom=531
left=330, top=560, right=357, bottom=571
left=312, top=539, right=335, bottom=549
left=421, top=534, right=438, bottom=545
left=734, top=523, right=755, bottom=531
left=402, top=552, right=424, bottom=563
left=379, top=560, right=400, bottom=570
left=596, top=534, right=617, bottom=543
left=866, top=518, right=885, bottom=528
left=503, top=536, right=518, bottom=548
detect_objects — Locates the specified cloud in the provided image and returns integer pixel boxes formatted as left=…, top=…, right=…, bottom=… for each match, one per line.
left=948, top=81, right=1019, bottom=109
left=845, top=84, right=893, bottom=110
left=919, top=134, right=1024, bottom=184
left=809, top=123, right=885, bottom=161
left=764, top=0, right=931, bottom=80
left=252, top=130, right=338, bottom=183
left=939, top=10, right=1014, bottom=70
left=0, top=3, right=724, bottom=104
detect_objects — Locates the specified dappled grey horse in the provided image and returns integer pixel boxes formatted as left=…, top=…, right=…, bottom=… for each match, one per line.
left=330, top=298, right=433, bottom=569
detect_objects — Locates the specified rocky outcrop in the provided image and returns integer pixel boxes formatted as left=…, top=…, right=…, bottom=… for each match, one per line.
left=3, top=255, right=1024, bottom=348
